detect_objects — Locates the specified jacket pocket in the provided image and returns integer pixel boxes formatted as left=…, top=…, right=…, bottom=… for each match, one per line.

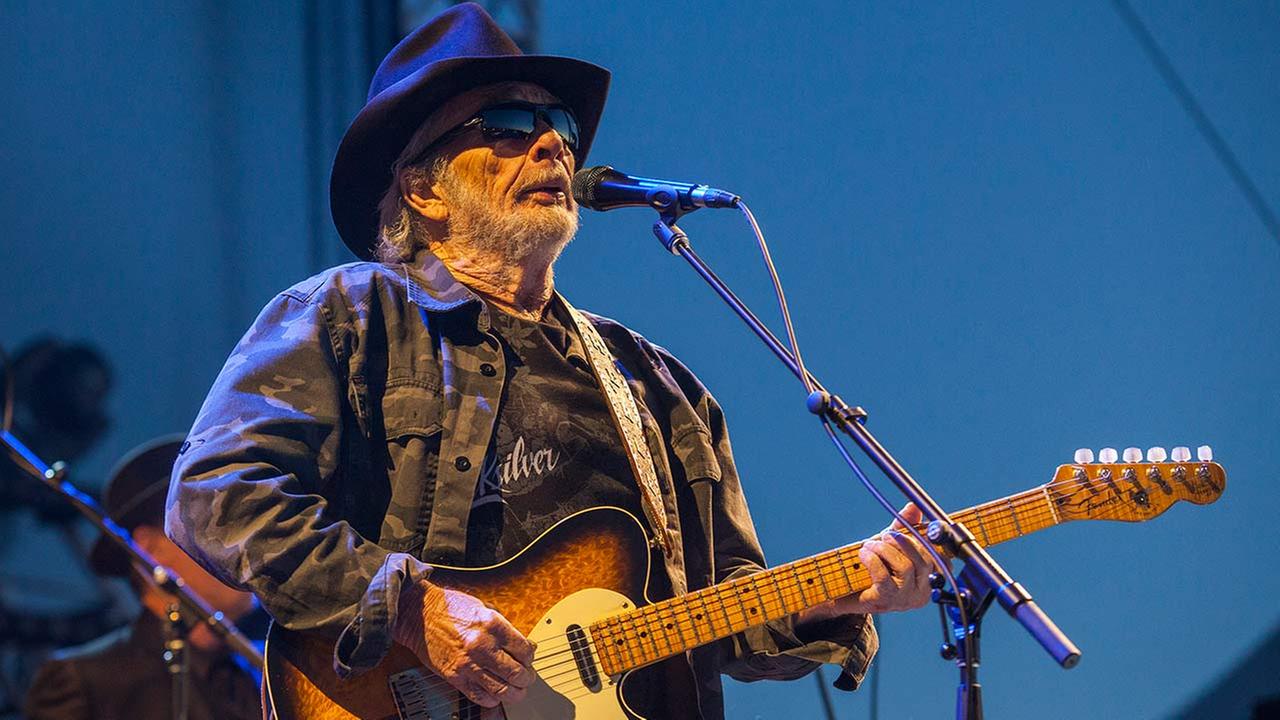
left=671, top=422, right=722, bottom=486
left=378, top=381, right=443, bottom=553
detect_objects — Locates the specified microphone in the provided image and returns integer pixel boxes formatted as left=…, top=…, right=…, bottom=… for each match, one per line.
left=571, top=166, right=740, bottom=213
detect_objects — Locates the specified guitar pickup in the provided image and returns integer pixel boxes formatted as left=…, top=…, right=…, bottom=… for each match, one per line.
left=566, top=624, right=601, bottom=692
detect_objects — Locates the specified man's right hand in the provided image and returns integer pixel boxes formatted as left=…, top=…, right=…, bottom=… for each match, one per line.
left=393, top=579, right=537, bottom=708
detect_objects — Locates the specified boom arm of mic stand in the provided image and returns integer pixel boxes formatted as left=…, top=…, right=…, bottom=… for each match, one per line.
left=1, top=429, right=265, bottom=670
left=650, top=216, right=1080, bottom=670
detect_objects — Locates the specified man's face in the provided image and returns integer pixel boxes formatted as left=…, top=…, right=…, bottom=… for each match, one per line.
left=414, top=82, right=580, bottom=261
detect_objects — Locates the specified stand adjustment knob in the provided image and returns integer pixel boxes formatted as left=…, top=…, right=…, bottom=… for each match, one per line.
left=940, top=643, right=958, bottom=660
left=805, top=390, right=831, bottom=415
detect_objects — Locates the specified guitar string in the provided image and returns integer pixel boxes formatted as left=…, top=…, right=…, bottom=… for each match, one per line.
left=390, top=470, right=1208, bottom=701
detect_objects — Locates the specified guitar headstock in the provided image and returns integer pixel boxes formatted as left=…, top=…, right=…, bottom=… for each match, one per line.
left=1046, top=445, right=1226, bottom=524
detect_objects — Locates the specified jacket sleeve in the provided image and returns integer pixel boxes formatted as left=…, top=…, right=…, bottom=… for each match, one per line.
left=664, top=347, right=879, bottom=689
left=165, top=288, right=430, bottom=678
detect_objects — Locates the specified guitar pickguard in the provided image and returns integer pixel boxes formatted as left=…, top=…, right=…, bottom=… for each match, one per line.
left=505, top=587, right=636, bottom=719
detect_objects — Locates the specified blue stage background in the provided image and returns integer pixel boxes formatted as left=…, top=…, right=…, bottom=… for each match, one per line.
left=2, top=2, right=1276, bottom=718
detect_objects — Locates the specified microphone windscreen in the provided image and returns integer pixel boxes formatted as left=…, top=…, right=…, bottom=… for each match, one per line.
left=571, top=165, right=616, bottom=210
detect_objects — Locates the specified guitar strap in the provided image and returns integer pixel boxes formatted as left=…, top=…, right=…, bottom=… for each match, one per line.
left=561, top=300, right=674, bottom=557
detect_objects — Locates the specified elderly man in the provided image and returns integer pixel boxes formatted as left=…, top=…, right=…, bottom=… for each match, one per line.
left=166, top=4, right=931, bottom=718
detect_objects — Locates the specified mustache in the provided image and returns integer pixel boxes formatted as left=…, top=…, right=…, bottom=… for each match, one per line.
left=515, top=169, right=572, bottom=195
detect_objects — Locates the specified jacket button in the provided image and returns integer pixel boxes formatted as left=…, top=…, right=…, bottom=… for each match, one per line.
left=454, top=456, right=471, bottom=471
left=480, top=363, right=497, bottom=377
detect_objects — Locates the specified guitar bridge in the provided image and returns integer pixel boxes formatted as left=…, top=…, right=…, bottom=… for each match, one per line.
left=388, top=668, right=437, bottom=719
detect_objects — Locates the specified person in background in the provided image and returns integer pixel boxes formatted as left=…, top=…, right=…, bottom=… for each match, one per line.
left=24, top=436, right=263, bottom=720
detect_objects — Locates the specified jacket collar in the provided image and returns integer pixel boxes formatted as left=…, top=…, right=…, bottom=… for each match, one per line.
left=403, top=250, right=576, bottom=334
left=403, top=251, right=484, bottom=314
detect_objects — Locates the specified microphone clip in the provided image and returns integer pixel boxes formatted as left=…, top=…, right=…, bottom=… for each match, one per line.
left=652, top=214, right=690, bottom=255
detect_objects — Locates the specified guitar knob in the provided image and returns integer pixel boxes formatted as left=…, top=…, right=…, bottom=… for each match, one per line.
left=1099, top=447, right=1119, bottom=464
left=1197, top=445, right=1213, bottom=461
left=1123, top=447, right=1142, bottom=463
left=1171, top=446, right=1192, bottom=462
left=1073, top=448, right=1095, bottom=464
left=1146, top=446, right=1168, bottom=462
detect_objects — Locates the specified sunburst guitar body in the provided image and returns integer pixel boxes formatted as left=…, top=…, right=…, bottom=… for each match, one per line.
left=265, top=507, right=680, bottom=719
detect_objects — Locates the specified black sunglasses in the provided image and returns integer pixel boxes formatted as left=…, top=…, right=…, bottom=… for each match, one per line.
left=438, top=102, right=581, bottom=155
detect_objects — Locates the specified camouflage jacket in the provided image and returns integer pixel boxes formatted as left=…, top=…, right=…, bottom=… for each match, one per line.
left=166, top=254, right=877, bottom=718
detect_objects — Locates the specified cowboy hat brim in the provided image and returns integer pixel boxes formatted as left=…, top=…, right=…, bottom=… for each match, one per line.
left=330, top=54, right=610, bottom=260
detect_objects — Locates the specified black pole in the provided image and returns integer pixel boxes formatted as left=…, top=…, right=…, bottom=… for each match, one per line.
left=648, top=210, right=1080, bottom=719
left=0, top=429, right=265, bottom=671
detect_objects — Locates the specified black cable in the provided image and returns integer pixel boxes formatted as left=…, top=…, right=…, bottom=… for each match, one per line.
left=814, top=666, right=839, bottom=720
left=736, top=200, right=971, bottom=717
left=869, top=616, right=881, bottom=720
left=1109, top=0, right=1280, bottom=245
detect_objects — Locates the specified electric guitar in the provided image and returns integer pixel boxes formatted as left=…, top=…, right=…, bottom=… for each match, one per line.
left=263, top=447, right=1226, bottom=719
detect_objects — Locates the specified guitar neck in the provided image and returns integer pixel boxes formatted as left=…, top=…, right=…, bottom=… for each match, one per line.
left=590, top=485, right=1058, bottom=675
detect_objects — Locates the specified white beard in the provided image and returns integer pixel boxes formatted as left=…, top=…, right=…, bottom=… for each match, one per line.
left=438, top=165, right=579, bottom=267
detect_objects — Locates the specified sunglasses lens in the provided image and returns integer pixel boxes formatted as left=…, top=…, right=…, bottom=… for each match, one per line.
left=543, top=107, right=580, bottom=150
left=477, top=107, right=536, bottom=139
left=476, top=105, right=580, bottom=152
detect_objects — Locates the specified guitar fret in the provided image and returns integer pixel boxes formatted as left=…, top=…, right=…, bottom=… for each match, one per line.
left=728, top=581, right=750, bottom=632
left=716, top=583, right=738, bottom=632
left=973, top=507, right=992, bottom=544
left=790, top=562, right=809, bottom=606
left=1006, top=498, right=1023, bottom=536
left=636, top=606, right=662, bottom=658
left=826, top=549, right=854, bottom=597
left=697, top=588, right=718, bottom=641
left=768, top=570, right=792, bottom=615
left=812, top=555, right=833, bottom=601
left=613, top=614, right=639, bottom=669
left=654, top=602, right=681, bottom=655
left=750, top=578, right=772, bottom=620
left=1042, top=486, right=1061, bottom=525
left=834, top=547, right=856, bottom=591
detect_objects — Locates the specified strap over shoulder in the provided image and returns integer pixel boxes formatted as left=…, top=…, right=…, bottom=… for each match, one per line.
left=560, top=298, right=674, bottom=556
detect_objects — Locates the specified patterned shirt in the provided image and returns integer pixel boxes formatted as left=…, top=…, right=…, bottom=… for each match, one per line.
left=165, top=251, right=877, bottom=718
left=465, top=302, right=643, bottom=566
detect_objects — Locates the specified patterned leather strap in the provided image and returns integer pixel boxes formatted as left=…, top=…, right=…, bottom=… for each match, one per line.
left=561, top=301, right=673, bottom=556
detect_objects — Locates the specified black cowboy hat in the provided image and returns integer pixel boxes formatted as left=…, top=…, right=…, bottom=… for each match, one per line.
left=88, top=434, right=185, bottom=577
left=330, top=2, right=611, bottom=260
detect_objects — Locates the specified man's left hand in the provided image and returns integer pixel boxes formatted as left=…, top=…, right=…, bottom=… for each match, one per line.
left=800, top=503, right=934, bottom=622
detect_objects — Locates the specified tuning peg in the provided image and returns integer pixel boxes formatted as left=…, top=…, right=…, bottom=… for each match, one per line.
left=1123, top=447, right=1142, bottom=463
left=1146, top=446, right=1168, bottom=462
left=1073, top=448, right=1095, bottom=464
left=1171, top=446, right=1191, bottom=462
left=1197, top=445, right=1213, bottom=461
left=1098, top=447, right=1119, bottom=463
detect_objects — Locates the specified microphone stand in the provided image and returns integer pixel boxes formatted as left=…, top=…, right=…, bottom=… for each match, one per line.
left=0, top=428, right=265, bottom=720
left=645, top=201, right=1080, bottom=720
